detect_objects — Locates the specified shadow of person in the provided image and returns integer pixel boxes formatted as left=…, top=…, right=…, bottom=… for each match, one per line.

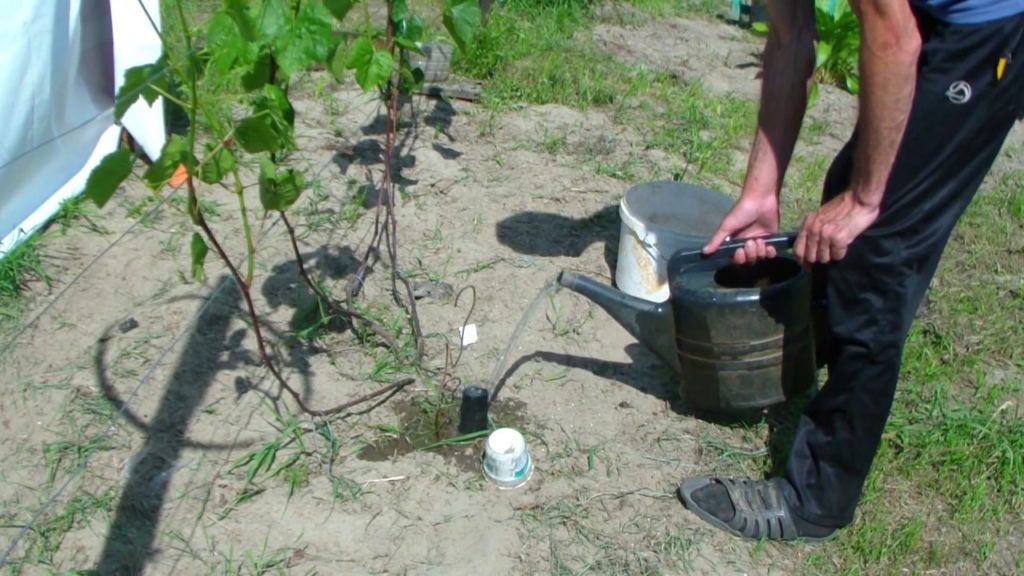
left=94, top=277, right=256, bottom=574
left=496, top=204, right=620, bottom=275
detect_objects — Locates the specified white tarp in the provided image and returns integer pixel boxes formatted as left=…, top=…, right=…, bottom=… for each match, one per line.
left=0, top=0, right=166, bottom=256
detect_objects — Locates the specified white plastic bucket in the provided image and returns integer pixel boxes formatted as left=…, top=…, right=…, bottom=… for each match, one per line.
left=615, top=181, right=734, bottom=302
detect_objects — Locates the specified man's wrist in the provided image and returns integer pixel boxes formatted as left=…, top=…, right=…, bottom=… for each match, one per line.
left=848, top=184, right=884, bottom=210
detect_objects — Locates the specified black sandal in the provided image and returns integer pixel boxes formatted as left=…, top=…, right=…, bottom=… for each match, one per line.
left=678, top=476, right=836, bottom=542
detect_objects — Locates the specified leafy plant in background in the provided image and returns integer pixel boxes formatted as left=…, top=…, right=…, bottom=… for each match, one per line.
left=813, top=0, right=860, bottom=95
left=83, top=0, right=480, bottom=416
left=750, top=0, right=860, bottom=107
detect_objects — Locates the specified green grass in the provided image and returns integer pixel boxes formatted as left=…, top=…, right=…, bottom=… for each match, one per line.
left=457, top=2, right=758, bottom=184
left=807, top=174, right=1024, bottom=574
left=52, top=196, right=110, bottom=236
left=457, top=1, right=1024, bottom=573
left=8, top=490, right=117, bottom=571
left=0, top=235, right=48, bottom=324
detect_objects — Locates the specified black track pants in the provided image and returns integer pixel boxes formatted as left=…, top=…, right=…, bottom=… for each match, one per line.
left=783, top=10, right=1024, bottom=528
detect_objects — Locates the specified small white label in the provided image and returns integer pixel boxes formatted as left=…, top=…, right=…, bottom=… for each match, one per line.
left=459, top=323, right=478, bottom=347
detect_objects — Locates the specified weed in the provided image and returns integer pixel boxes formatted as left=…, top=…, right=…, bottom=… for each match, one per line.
left=242, top=543, right=290, bottom=575
left=0, top=234, right=48, bottom=315
left=43, top=438, right=109, bottom=486
left=17, top=490, right=116, bottom=568
left=52, top=195, right=110, bottom=235
left=812, top=0, right=861, bottom=96
left=542, top=129, right=568, bottom=155
left=454, top=257, right=501, bottom=278
left=546, top=296, right=594, bottom=338
left=294, top=181, right=343, bottom=239
left=170, top=194, right=224, bottom=221
left=596, top=157, right=650, bottom=181
left=457, top=2, right=622, bottom=109
left=340, top=181, right=370, bottom=225
left=329, top=474, right=364, bottom=503
left=643, top=81, right=756, bottom=178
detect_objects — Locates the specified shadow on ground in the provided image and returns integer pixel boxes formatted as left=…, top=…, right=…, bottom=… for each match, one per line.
left=92, top=276, right=310, bottom=574
left=493, top=343, right=814, bottom=477
left=495, top=205, right=620, bottom=276
left=331, top=95, right=461, bottom=195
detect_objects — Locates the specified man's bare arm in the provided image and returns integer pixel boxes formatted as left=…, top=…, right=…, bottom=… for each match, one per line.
left=794, top=0, right=921, bottom=263
left=848, top=0, right=921, bottom=209
left=703, top=0, right=816, bottom=259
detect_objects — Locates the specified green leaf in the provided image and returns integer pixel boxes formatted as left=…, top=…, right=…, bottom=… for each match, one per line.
left=258, top=159, right=305, bottom=212
left=330, top=43, right=349, bottom=82
left=207, top=12, right=253, bottom=78
left=443, top=0, right=481, bottom=54
left=235, top=116, right=281, bottom=154
left=807, top=81, right=820, bottom=109
left=395, top=15, right=424, bottom=48
left=365, top=50, right=395, bottom=91
left=399, top=59, right=425, bottom=93
left=224, top=0, right=256, bottom=41
left=324, top=0, right=356, bottom=21
left=143, top=135, right=192, bottom=190
left=114, top=57, right=169, bottom=122
left=247, top=443, right=278, bottom=483
left=199, top=144, right=237, bottom=185
left=344, top=37, right=373, bottom=70
left=845, top=73, right=860, bottom=94
left=345, top=37, right=395, bottom=91
left=271, top=3, right=336, bottom=79
left=392, top=0, right=410, bottom=23
left=190, top=233, right=209, bottom=282
left=84, top=149, right=134, bottom=209
left=256, top=0, right=290, bottom=41
left=241, top=49, right=272, bottom=91
left=260, top=84, right=295, bottom=128
left=815, top=41, right=833, bottom=70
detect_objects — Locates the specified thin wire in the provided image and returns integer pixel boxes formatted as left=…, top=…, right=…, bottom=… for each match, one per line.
left=0, top=277, right=234, bottom=565
left=0, top=203, right=285, bottom=568
left=0, top=190, right=178, bottom=358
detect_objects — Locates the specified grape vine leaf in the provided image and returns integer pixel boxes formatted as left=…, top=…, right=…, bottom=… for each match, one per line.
left=84, top=149, right=134, bottom=208
left=114, top=57, right=169, bottom=122
left=258, top=159, right=305, bottom=212
left=345, top=38, right=394, bottom=91
left=143, top=135, right=193, bottom=190
left=191, top=233, right=209, bottom=282
left=443, top=0, right=480, bottom=53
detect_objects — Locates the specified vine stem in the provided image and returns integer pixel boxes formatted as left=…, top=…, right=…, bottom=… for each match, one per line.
left=279, top=212, right=400, bottom=351
left=381, top=0, right=425, bottom=361
left=171, top=0, right=411, bottom=418
left=232, top=166, right=256, bottom=286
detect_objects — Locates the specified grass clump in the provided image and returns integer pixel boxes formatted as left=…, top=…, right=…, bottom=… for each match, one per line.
left=0, top=235, right=48, bottom=324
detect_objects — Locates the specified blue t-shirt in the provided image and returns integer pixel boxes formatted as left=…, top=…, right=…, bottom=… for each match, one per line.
left=911, top=0, right=1024, bottom=23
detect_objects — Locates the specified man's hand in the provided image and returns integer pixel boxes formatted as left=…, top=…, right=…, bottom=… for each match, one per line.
left=795, top=190, right=879, bottom=263
left=703, top=195, right=781, bottom=264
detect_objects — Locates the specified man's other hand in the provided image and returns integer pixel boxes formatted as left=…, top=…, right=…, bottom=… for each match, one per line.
left=795, top=190, right=879, bottom=264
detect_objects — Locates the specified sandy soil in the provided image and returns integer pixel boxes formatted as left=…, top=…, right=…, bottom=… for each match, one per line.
left=1, top=10, right=1021, bottom=576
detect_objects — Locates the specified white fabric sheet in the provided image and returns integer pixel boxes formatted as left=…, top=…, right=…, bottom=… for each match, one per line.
left=0, top=0, right=166, bottom=255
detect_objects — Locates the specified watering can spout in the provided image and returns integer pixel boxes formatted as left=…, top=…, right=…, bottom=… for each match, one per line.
left=557, top=271, right=680, bottom=374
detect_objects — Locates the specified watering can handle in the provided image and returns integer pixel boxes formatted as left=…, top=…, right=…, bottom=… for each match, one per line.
left=669, top=231, right=799, bottom=269
left=714, top=231, right=798, bottom=256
